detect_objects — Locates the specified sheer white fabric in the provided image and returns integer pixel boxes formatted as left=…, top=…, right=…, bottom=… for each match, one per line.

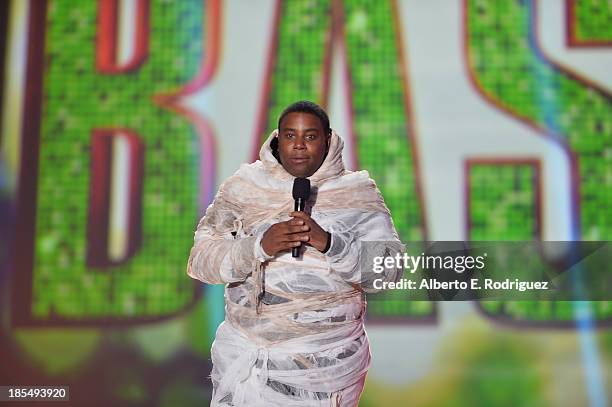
left=187, top=129, right=404, bottom=406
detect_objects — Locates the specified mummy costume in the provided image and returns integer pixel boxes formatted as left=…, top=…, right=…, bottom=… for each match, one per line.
left=187, top=129, right=403, bottom=406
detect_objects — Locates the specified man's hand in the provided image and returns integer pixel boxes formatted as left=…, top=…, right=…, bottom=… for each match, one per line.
left=289, top=211, right=330, bottom=253
left=261, top=218, right=311, bottom=256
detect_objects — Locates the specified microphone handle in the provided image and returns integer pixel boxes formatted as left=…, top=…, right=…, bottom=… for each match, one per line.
left=292, top=198, right=305, bottom=257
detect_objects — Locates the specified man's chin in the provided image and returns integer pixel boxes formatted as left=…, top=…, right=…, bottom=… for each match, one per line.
left=285, top=167, right=315, bottom=178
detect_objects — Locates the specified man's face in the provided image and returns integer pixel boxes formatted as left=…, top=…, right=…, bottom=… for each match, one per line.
left=278, top=112, right=329, bottom=178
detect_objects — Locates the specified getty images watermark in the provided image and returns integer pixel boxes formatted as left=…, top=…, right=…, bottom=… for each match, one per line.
left=371, top=250, right=550, bottom=292
left=360, top=241, right=611, bottom=301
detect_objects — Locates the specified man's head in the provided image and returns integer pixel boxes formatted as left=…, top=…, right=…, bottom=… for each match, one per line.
left=272, top=100, right=332, bottom=178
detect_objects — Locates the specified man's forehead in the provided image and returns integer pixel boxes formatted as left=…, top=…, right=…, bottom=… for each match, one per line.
left=281, top=126, right=321, bottom=132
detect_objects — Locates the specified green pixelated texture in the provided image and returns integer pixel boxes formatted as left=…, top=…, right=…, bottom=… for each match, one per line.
left=467, top=0, right=611, bottom=240
left=470, top=165, right=540, bottom=319
left=471, top=165, right=611, bottom=322
left=470, top=165, right=544, bottom=320
left=343, top=0, right=424, bottom=242
left=258, top=0, right=332, bottom=135
left=469, top=165, right=538, bottom=241
left=258, top=0, right=432, bottom=320
left=343, top=0, right=431, bottom=318
left=573, top=0, right=612, bottom=42
left=467, top=0, right=611, bottom=323
left=33, top=0, right=204, bottom=319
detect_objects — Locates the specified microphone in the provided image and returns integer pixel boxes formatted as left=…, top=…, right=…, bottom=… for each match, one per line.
left=292, top=177, right=311, bottom=257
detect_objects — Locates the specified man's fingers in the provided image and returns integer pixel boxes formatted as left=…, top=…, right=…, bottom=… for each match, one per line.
left=290, top=211, right=310, bottom=220
left=277, top=223, right=309, bottom=234
left=275, top=233, right=309, bottom=243
left=270, top=237, right=308, bottom=254
left=273, top=219, right=303, bottom=230
left=289, top=225, right=309, bottom=233
left=284, top=218, right=305, bottom=225
left=271, top=232, right=309, bottom=243
left=284, top=234, right=309, bottom=242
left=271, top=223, right=297, bottom=234
left=278, top=241, right=302, bottom=251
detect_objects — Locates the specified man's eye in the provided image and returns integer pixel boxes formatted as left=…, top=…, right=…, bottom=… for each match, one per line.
left=305, top=134, right=316, bottom=141
left=285, top=133, right=295, bottom=139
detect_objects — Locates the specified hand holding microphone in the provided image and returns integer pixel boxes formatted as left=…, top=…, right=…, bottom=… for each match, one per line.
left=260, top=178, right=330, bottom=257
left=289, top=211, right=330, bottom=255
left=290, top=177, right=330, bottom=256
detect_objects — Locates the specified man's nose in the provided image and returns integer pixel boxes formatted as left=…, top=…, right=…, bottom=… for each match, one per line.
left=293, top=137, right=306, bottom=149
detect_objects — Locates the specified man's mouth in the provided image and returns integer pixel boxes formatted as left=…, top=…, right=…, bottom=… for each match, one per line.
left=290, top=157, right=309, bottom=163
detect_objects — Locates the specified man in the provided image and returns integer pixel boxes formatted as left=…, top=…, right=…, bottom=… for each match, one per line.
left=187, top=101, right=403, bottom=406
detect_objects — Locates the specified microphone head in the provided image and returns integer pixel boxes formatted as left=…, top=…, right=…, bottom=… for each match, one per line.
left=292, top=177, right=311, bottom=200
